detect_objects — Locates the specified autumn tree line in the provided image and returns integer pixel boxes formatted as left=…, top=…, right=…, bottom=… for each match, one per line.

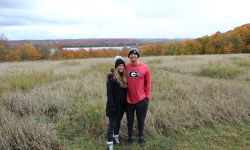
left=138, top=23, right=250, bottom=56
left=0, top=34, right=129, bottom=62
left=1, top=23, right=250, bottom=62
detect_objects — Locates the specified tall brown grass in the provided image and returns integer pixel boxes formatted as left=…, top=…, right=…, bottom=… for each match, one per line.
left=0, top=54, right=249, bottom=149
left=0, top=109, right=64, bottom=149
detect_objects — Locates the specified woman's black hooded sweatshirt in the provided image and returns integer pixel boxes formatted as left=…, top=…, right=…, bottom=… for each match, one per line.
left=106, top=72, right=127, bottom=118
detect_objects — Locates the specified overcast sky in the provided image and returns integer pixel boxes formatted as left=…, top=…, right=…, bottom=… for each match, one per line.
left=0, top=0, right=249, bottom=40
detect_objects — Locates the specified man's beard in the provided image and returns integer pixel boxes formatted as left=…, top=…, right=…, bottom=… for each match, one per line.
left=130, top=58, right=137, bottom=62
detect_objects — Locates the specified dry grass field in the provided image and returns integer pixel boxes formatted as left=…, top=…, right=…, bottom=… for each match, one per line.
left=0, top=54, right=250, bottom=149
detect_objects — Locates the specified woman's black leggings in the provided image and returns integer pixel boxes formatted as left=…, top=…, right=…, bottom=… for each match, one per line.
left=126, top=98, right=149, bottom=138
left=107, top=109, right=125, bottom=142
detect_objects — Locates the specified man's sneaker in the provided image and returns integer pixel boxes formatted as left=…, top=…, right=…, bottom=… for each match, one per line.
left=113, top=135, right=120, bottom=144
left=139, top=136, right=145, bottom=147
left=126, top=137, right=133, bottom=146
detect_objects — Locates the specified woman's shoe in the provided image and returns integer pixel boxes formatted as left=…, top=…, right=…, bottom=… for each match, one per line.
left=107, top=141, right=113, bottom=150
left=113, top=135, right=120, bottom=144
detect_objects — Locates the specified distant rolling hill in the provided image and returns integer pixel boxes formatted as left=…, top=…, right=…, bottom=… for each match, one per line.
left=8, top=38, right=191, bottom=48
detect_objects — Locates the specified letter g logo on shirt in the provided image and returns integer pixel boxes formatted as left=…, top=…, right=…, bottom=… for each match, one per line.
left=129, top=71, right=139, bottom=78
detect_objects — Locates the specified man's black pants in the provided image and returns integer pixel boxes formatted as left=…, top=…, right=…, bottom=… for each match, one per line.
left=126, top=98, right=149, bottom=138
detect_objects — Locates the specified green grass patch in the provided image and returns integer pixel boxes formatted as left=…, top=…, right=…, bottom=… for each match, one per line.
left=61, top=61, right=80, bottom=66
left=0, top=71, right=76, bottom=97
left=84, top=101, right=105, bottom=135
left=65, top=136, right=103, bottom=150
left=81, top=62, right=113, bottom=74
left=234, top=58, right=250, bottom=67
left=147, top=58, right=163, bottom=65
left=174, top=56, right=198, bottom=61
left=0, top=71, right=54, bottom=96
left=65, top=121, right=250, bottom=150
left=55, top=100, right=105, bottom=140
left=197, top=65, right=242, bottom=79
left=161, top=121, right=250, bottom=150
left=229, top=56, right=242, bottom=60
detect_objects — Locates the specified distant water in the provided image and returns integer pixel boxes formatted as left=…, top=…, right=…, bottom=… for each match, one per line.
left=63, top=46, right=124, bottom=51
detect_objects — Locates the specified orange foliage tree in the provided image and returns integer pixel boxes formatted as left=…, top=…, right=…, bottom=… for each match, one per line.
left=15, top=43, right=41, bottom=60
left=179, top=40, right=202, bottom=55
left=161, top=42, right=181, bottom=55
left=138, top=44, right=163, bottom=56
left=120, top=47, right=129, bottom=57
left=4, top=50, right=21, bottom=61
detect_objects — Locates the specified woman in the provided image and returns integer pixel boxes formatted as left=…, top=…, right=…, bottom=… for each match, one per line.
left=106, top=56, right=127, bottom=150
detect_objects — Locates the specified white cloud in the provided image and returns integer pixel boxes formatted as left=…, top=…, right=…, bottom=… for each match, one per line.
left=0, top=0, right=249, bottom=40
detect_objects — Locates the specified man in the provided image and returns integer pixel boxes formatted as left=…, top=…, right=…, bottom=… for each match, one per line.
left=125, top=47, right=151, bottom=147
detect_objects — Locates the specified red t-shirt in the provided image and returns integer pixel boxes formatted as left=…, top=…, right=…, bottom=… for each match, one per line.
left=126, top=62, right=151, bottom=104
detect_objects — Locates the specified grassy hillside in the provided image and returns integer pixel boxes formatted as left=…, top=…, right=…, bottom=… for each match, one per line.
left=0, top=54, right=250, bottom=149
